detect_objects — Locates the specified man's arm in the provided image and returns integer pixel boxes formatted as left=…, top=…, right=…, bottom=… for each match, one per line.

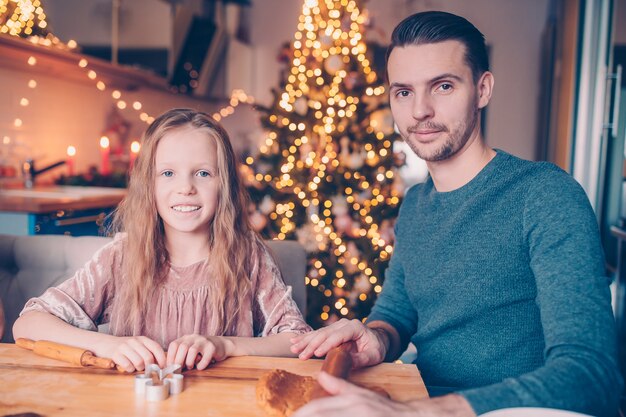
left=460, top=170, right=623, bottom=416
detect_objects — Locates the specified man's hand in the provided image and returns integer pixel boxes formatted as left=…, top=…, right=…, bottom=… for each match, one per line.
left=292, top=372, right=477, bottom=417
left=167, top=334, right=234, bottom=370
left=290, top=318, right=387, bottom=368
left=291, top=372, right=417, bottom=416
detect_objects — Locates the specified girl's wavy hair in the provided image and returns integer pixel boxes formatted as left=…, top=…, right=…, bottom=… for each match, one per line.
left=109, top=108, right=254, bottom=336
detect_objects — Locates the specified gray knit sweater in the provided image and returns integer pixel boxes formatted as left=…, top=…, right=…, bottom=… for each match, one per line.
left=368, top=150, right=622, bottom=416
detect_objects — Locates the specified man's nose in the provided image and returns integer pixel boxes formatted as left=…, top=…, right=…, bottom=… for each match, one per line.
left=412, top=93, right=434, bottom=121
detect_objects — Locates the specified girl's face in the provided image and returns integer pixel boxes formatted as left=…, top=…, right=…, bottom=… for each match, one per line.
left=154, top=126, right=220, bottom=240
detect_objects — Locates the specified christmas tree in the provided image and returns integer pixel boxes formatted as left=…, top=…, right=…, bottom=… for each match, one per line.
left=243, top=0, right=404, bottom=328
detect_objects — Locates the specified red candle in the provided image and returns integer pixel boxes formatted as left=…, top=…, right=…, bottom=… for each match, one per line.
left=100, top=136, right=110, bottom=175
left=129, top=140, right=140, bottom=170
left=66, top=145, right=76, bottom=176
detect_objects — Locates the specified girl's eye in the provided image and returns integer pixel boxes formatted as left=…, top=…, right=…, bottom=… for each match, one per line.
left=161, top=170, right=174, bottom=177
left=196, top=170, right=211, bottom=177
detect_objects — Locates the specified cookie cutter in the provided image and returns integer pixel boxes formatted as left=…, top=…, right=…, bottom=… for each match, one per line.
left=134, top=364, right=184, bottom=401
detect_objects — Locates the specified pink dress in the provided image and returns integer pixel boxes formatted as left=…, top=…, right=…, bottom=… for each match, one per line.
left=21, top=234, right=311, bottom=347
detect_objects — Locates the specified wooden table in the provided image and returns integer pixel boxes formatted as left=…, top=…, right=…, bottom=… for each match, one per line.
left=0, top=343, right=428, bottom=416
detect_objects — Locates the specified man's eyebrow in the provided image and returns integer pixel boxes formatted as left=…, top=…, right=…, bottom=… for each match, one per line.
left=430, top=73, right=464, bottom=83
left=389, top=82, right=412, bottom=89
left=389, top=74, right=465, bottom=89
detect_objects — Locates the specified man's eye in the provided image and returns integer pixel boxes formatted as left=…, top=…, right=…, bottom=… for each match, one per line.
left=438, top=83, right=453, bottom=91
left=396, top=90, right=411, bottom=97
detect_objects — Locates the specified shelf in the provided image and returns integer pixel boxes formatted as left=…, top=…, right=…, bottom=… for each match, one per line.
left=0, top=34, right=169, bottom=92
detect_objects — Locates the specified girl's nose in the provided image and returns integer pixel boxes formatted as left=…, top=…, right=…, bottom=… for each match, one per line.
left=177, top=177, right=196, bottom=195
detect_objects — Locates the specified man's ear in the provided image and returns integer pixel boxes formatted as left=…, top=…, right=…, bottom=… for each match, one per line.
left=477, top=71, right=494, bottom=109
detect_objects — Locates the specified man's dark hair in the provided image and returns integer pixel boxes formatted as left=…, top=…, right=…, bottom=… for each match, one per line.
left=386, top=11, right=489, bottom=82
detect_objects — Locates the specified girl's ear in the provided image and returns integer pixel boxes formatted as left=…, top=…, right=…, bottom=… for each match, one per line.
left=477, top=71, right=494, bottom=109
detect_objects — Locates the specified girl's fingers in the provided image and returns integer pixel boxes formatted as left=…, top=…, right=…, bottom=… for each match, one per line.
left=166, top=341, right=179, bottom=366
left=196, top=344, right=216, bottom=370
left=112, top=352, right=134, bottom=373
left=141, top=337, right=166, bottom=367
left=172, top=342, right=190, bottom=367
left=127, top=339, right=158, bottom=370
left=118, top=345, right=145, bottom=371
left=185, top=345, right=201, bottom=370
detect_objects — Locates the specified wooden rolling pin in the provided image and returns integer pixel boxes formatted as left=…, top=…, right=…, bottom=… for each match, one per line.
left=310, top=342, right=354, bottom=399
left=16, top=338, right=116, bottom=369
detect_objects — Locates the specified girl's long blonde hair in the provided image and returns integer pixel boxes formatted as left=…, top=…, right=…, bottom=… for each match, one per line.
left=110, top=108, right=255, bottom=336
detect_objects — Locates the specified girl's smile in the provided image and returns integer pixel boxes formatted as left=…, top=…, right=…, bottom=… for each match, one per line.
left=154, top=126, right=220, bottom=240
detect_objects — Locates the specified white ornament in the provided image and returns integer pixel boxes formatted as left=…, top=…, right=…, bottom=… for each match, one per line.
left=353, top=275, right=372, bottom=293
left=331, top=195, right=349, bottom=216
left=294, top=98, right=308, bottom=116
left=334, top=213, right=352, bottom=234
left=324, top=55, right=344, bottom=74
left=249, top=211, right=268, bottom=232
left=259, top=196, right=275, bottom=215
left=346, top=151, right=365, bottom=170
left=297, top=223, right=326, bottom=253
left=370, top=109, right=395, bottom=136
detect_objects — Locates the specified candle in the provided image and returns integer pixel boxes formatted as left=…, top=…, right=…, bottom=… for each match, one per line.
left=66, top=145, right=76, bottom=176
left=129, top=140, right=140, bottom=170
left=100, top=136, right=110, bottom=175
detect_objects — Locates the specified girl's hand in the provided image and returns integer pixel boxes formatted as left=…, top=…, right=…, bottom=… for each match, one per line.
left=97, top=336, right=166, bottom=373
left=166, top=334, right=234, bottom=370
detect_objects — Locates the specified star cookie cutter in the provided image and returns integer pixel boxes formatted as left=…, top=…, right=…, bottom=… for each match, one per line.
left=134, top=364, right=184, bottom=401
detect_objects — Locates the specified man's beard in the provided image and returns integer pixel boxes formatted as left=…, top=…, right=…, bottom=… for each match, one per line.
left=404, top=105, right=480, bottom=162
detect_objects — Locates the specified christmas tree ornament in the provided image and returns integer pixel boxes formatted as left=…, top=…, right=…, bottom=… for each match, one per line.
left=249, top=211, right=268, bottom=232
left=293, top=97, right=308, bottom=116
left=346, top=151, right=365, bottom=170
left=370, top=109, right=396, bottom=136
left=334, top=213, right=352, bottom=234
left=324, top=55, right=345, bottom=74
left=259, top=196, right=276, bottom=215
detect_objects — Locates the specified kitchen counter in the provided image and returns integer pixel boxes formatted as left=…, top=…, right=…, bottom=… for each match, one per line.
left=0, top=186, right=127, bottom=236
left=0, top=186, right=126, bottom=214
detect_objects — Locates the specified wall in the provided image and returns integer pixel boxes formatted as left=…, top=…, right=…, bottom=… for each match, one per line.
left=616, top=0, right=626, bottom=44
left=45, top=0, right=171, bottom=48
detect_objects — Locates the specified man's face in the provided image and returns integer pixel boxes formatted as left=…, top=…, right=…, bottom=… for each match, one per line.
left=387, top=41, right=490, bottom=162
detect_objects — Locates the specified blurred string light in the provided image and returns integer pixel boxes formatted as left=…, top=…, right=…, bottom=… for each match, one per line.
left=212, top=89, right=256, bottom=122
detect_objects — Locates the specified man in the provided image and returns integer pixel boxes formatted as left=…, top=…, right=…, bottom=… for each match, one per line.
left=291, top=11, right=622, bottom=417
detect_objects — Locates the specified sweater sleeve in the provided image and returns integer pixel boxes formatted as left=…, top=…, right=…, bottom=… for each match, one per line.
left=367, top=211, right=418, bottom=354
left=460, top=168, right=623, bottom=417
left=253, top=241, right=311, bottom=336
left=19, top=237, right=121, bottom=331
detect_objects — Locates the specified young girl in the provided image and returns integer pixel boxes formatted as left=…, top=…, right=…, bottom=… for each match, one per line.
left=13, top=108, right=311, bottom=372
